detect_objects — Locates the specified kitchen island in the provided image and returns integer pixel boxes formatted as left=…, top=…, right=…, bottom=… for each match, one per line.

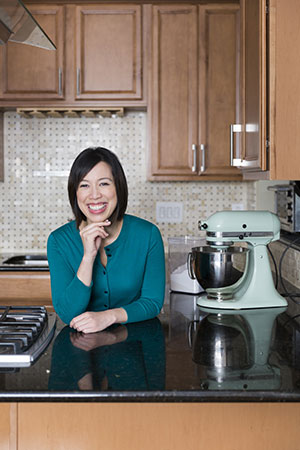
left=1, top=292, right=300, bottom=449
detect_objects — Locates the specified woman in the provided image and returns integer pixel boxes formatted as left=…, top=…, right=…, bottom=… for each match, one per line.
left=47, top=147, right=165, bottom=333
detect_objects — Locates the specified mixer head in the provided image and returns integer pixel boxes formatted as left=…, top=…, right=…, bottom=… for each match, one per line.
left=199, top=210, right=281, bottom=247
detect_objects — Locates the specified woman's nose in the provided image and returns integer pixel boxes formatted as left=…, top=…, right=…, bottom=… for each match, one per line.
left=90, top=185, right=102, bottom=198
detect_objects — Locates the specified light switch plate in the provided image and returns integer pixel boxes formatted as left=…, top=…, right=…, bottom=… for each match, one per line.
left=231, top=203, right=244, bottom=210
left=156, top=202, right=183, bottom=223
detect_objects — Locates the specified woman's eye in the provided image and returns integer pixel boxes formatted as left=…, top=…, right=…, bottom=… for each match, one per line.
left=99, top=182, right=109, bottom=187
left=79, top=183, right=89, bottom=188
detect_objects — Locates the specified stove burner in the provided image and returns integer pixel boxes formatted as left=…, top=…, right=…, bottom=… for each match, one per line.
left=0, top=306, right=56, bottom=367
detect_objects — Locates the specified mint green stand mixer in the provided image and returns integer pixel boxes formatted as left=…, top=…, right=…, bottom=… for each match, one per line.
left=188, top=211, right=288, bottom=310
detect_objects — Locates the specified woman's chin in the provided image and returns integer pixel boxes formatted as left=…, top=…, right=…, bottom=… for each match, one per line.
left=86, top=213, right=109, bottom=224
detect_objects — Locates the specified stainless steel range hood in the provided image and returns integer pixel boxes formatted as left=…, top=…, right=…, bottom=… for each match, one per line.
left=0, top=0, right=56, bottom=50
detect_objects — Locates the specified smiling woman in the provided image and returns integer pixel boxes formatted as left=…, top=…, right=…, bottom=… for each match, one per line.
left=76, top=163, right=118, bottom=223
left=47, top=147, right=165, bottom=333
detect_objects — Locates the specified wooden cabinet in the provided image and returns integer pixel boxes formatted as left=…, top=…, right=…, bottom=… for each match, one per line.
left=0, top=3, right=145, bottom=107
left=0, top=402, right=299, bottom=449
left=0, top=271, right=53, bottom=310
left=0, top=403, right=15, bottom=450
left=0, top=4, right=65, bottom=101
left=75, top=4, right=142, bottom=101
left=148, top=3, right=242, bottom=181
left=239, top=0, right=266, bottom=173
left=235, top=0, right=300, bottom=180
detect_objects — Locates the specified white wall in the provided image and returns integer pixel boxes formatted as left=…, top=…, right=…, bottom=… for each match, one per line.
left=255, top=180, right=288, bottom=212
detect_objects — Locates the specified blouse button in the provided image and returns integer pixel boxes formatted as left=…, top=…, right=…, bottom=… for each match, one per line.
left=104, top=290, right=108, bottom=294
left=103, top=270, right=106, bottom=275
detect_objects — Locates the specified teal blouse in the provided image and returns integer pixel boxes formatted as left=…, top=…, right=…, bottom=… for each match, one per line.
left=47, top=214, right=166, bottom=325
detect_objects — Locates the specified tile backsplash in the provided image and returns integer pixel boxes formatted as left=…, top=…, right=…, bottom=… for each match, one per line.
left=269, top=241, right=300, bottom=290
left=1, top=111, right=256, bottom=253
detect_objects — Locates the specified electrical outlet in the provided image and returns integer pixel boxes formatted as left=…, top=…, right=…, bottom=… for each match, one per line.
left=156, top=202, right=183, bottom=223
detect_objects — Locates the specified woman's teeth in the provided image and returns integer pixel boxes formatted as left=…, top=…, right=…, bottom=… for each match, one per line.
left=89, top=204, right=106, bottom=211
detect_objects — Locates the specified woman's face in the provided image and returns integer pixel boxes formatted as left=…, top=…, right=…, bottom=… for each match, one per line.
left=76, top=161, right=118, bottom=225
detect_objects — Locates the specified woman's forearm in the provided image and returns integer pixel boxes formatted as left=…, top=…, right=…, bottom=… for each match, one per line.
left=77, top=255, right=96, bottom=286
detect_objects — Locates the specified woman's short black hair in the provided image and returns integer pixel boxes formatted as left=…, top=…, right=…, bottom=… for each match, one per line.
left=68, top=147, right=128, bottom=228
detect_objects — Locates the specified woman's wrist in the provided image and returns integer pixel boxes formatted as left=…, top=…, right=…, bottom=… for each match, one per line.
left=81, top=253, right=97, bottom=265
left=110, top=307, right=128, bottom=325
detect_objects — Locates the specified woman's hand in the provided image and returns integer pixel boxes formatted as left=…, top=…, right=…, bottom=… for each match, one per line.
left=76, top=220, right=110, bottom=286
left=69, top=308, right=128, bottom=334
left=80, top=220, right=111, bottom=261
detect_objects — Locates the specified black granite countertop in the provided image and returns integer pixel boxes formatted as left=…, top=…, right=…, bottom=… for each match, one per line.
left=1, top=290, right=300, bottom=402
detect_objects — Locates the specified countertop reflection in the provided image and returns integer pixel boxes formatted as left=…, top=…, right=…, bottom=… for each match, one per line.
left=49, top=319, right=165, bottom=392
left=1, top=291, right=300, bottom=401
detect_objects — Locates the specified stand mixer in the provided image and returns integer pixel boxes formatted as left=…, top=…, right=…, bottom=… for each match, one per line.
left=188, top=210, right=288, bottom=310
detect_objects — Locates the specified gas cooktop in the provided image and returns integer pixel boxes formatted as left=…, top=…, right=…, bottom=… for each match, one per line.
left=0, top=306, right=56, bottom=368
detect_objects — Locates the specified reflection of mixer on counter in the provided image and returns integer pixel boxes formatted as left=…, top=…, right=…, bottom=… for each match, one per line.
left=188, top=210, right=288, bottom=310
left=191, top=307, right=286, bottom=390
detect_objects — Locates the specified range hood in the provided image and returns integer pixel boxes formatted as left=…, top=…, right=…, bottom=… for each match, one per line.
left=0, top=0, right=56, bottom=50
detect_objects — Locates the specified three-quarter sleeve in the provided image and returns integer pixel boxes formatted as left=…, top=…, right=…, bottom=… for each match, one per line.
left=47, top=232, right=92, bottom=324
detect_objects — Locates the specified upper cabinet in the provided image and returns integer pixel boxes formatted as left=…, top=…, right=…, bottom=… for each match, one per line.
left=0, top=4, right=65, bottom=101
left=233, top=0, right=300, bottom=180
left=75, top=5, right=142, bottom=101
left=0, top=3, right=145, bottom=107
left=148, top=3, right=242, bottom=181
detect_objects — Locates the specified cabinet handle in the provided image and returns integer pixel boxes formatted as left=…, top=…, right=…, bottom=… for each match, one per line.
left=230, top=124, right=243, bottom=166
left=200, top=144, right=205, bottom=173
left=76, top=68, right=80, bottom=96
left=58, top=68, right=62, bottom=96
left=192, top=144, right=197, bottom=172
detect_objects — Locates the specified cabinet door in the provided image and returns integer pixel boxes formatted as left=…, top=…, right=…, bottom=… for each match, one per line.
left=198, top=4, right=242, bottom=179
left=236, top=0, right=267, bottom=173
left=0, top=5, right=65, bottom=100
left=149, top=4, right=198, bottom=179
left=0, top=403, right=16, bottom=450
left=149, top=4, right=241, bottom=181
left=0, top=271, right=52, bottom=304
left=269, top=0, right=300, bottom=180
left=75, top=4, right=142, bottom=101
left=17, top=403, right=300, bottom=450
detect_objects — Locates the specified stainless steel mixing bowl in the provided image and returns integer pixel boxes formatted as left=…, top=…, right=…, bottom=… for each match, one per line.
left=187, top=245, right=249, bottom=290
left=192, top=314, right=251, bottom=370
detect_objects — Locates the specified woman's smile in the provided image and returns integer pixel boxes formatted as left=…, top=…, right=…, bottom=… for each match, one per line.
left=76, top=162, right=117, bottom=224
left=88, top=202, right=108, bottom=213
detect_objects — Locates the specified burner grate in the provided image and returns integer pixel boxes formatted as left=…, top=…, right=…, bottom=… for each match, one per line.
left=0, top=306, right=56, bottom=366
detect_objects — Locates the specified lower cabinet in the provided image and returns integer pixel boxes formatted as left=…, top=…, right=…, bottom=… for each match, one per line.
left=0, top=403, right=15, bottom=450
left=2, top=402, right=300, bottom=449
left=0, top=272, right=53, bottom=310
